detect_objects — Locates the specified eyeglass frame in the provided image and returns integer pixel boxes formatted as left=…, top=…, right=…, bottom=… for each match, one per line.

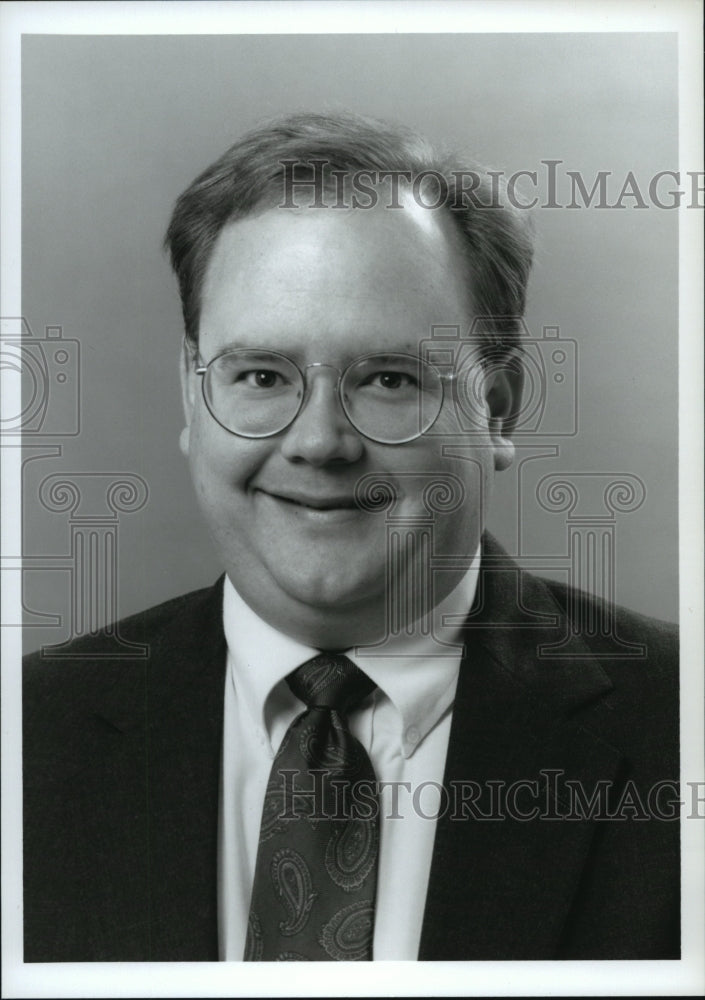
left=189, top=343, right=459, bottom=445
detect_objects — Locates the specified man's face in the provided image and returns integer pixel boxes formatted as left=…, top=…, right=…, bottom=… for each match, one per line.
left=181, top=199, right=516, bottom=648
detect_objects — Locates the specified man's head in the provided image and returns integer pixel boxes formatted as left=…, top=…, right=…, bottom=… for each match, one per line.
left=166, top=112, right=535, bottom=648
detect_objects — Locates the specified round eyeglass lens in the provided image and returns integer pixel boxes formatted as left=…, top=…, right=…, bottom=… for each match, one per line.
left=341, top=354, right=443, bottom=444
left=203, top=350, right=304, bottom=437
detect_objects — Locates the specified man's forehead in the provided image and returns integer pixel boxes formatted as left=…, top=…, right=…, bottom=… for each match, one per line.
left=202, top=199, right=468, bottom=301
left=197, top=203, right=473, bottom=359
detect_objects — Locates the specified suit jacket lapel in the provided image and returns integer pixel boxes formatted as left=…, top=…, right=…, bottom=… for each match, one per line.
left=144, top=579, right=227, bottom=959
left=419, top=535, right=622, bottom=960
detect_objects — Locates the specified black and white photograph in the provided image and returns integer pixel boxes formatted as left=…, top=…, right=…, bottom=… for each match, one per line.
left=1, top=1, right=703, bottom=996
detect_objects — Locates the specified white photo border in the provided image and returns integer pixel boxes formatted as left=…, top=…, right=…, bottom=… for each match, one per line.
left=2, top=1, right=703, bottom=997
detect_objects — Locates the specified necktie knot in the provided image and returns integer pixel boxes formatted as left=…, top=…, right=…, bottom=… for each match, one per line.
left=287, top=653, right=375, bottom=715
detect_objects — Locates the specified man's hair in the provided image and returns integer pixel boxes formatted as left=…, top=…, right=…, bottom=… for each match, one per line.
left=164, top=111, right=535, bottom=358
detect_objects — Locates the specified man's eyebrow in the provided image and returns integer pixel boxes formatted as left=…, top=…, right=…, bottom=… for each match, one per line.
left=203, top=342, right=309, bottom=366
left=207, top=341, right=268, bottom=357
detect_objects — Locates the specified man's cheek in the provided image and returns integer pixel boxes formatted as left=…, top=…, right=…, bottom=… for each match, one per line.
left=428, top=407, right=460, bottom=436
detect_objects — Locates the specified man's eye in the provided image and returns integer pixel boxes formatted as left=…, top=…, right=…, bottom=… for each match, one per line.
left=368, top=371, right=417, bottom=390
left=238, top=369, right=283, bottom=388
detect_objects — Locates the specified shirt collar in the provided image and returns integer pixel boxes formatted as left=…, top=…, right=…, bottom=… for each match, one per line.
left=346, top=552, right=479, bottom=757
left=222, top=581, right=318, bottom=752
left=222, top=546, right=480, bottom=759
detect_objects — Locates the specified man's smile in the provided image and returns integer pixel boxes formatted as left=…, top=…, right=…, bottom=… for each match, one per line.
left=253, top=487, right=363, bottom=522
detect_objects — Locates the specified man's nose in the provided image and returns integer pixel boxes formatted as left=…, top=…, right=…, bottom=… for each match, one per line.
left=279, top=373, right=364, bottom=466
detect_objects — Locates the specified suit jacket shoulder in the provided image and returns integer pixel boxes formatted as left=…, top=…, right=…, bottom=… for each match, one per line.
left=23, top=579, right=227, bottom=962
left=541, top=572, right=678, bottom=653
left=419, top=536, right=680, bottom=960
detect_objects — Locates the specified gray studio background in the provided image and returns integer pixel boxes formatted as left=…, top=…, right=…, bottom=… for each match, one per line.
left=21, top=33, right=678, bottom=651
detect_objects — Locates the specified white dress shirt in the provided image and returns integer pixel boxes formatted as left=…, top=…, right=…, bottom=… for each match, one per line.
left=218, top=550, right=479, bottom=961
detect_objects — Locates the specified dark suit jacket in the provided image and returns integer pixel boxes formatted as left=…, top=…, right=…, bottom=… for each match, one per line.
left=23, top=534, right=679, bottom=961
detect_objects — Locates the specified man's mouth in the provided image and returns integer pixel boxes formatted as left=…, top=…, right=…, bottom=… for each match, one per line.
left=257, top=489, right=359, bottom=512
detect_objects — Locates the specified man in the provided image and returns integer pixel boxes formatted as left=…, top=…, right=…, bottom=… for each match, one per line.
left=23, top=112, right=679, bottom=962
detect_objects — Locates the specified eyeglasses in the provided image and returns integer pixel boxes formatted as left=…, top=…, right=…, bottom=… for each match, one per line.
left=194, top=348, right=455, bottom=444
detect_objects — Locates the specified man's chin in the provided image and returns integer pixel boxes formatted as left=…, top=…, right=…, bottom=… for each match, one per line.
left=274, top=568, right=384, bottom=614
left=228, top=566, right=386, bottom=648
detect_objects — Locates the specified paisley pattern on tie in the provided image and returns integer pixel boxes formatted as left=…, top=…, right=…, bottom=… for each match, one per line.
left=245, top=653, right=379, bottom=961
left=288, top=655, right=350, bottom=701
left=319, top=900, right=376, bottom=961
left=325, top=818, right=378, bottom=891
left=258, top=779, right=289, bottom=842
left=299, top=714, right=361, bottom=772
left=271, top=848, right=317, bottom=935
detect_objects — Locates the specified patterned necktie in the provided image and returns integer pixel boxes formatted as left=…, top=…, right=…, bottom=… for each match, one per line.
left=245, top=653, right=379, bottom=961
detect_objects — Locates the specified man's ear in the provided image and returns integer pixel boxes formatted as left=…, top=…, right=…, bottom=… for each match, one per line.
left=179, top=339, right=198, bottom=457
left=485, top=356, right=524, bottom=471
